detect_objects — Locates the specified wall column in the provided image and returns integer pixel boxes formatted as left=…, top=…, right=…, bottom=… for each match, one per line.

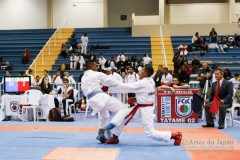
left=159, top=0, right=165, bottom=24
left=47, top=0, right=53, bottom=28
left=229, top=0, right=235, bottom=23
left=103, top=0, right=108, bottom=27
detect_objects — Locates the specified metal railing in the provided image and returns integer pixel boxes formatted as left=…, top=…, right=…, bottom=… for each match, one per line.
left=160, top=25, right=167, bottom=67
left=27, top=18, right=68, bottom=76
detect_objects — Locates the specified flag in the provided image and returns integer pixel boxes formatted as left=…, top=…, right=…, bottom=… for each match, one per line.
left=192, top=93, right=204, bottom=113
left=210, top=95, right=221, bottom=115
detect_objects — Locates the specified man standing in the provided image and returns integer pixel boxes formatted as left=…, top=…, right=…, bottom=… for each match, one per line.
left=202, top=68, right=233, bottom=129
left=153, top=65, right=163, bottom=87
left=197, top=62, right=212, bottom=97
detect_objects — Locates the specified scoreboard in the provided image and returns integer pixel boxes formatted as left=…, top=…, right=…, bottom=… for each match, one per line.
left=4, top=76, right=31, bottom=93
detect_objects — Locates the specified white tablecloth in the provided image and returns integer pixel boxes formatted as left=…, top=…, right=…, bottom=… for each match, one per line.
left=0, top=94, right=55, bottom=121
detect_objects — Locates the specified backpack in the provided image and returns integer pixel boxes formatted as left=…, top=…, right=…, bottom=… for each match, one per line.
left=49, top=108, right=62, bottom=121
left=59, top=63, right=65, bottom=71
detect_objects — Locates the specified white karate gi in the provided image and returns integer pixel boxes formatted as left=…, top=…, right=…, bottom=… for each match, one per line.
left=81, top=36, right=88, bottom=54
left=81, top=70, right=129, bottom=128
left=109, top=77, right=171, bottom=142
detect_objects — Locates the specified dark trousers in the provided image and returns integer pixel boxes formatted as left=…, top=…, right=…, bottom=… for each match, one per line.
left=62, top=98, right=74, bottom=116
left=204, top=102, right=231, bottom=125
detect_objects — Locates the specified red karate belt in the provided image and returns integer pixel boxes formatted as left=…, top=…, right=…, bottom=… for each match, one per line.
left=124, top=103, right=153, bottom=125
left=210, top=94, right=221, bottom=115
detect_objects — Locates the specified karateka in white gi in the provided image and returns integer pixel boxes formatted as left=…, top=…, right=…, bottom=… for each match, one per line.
left=81, top=60, right=130, bottom=143
left=104, top=66, right=182, bottom=145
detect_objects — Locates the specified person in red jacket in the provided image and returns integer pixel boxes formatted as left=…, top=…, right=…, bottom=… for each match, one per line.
left=22, top=48, right=30, bottom=64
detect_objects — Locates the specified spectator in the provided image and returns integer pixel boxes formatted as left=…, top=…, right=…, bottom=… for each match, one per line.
left=178, top=42, right=188, bottom=56
left=234, top=33, right=240, bottom=48
left=125, top=66, right=139, bottom=98
left=98, top=53, right=106, bottom=70
left=57, top=78, right=74, bottom=117
left=70, top=33, right=77, bottom=51
left=191, top=32, right=201, bottom=51
left=153, top=65, right=164, bottom=87
left=52, top=70, right=60, bottom=84
left=180, top=56, right=188, bottom=67
left=173, top=54, right=181, bottom=76
left=209, top=28, right=218, bottom=43
left=191, top=56, right=201, bottom=74
left=142, top=53, right=152, bottom=65
left=223, top=68, right=232, bottom=80
left=39, top=76, right=59, bottom=108
left=54, top=71, right=65, bottom=86
left=22, top=48, right=30, bottom=65
left=197, top=62, right=212, bottom=97
left=70, top=53, right=78, bottom=70
left=123, top=56, right=131, bottom=69
left=38, top=70, right=52, bottom=85
left=28, top=69, right=36, bottom=86
left=131, top=54, right=138, bottom=68
left=217, top=37, right=227, bottom=53
left=160, top=77, right=189, bottom=93
left=136, top=58, right=145, bottom=73
left=89, top=51, right=96, bottom=60
left=1, top=70, right=11, bottom=84
left=64, top=71, right=76, bottom=86
left=160, top=67, right=173, bottom=86
left=178, top=66, right=190, bottom=84
left=200, top=37, right=208, bottom=54
left=81, top=33, right=88, bottom=54
left=116, top=51, right=125, bottom=62
left=116, top=57, right=125, bottom=74
left=76, top=54, right=85, bottom=70
left=225, top=35, right=235, bottom=48
left=229, top=73, right=240, bottom=90
left=60, top=44, right=68, bottom=59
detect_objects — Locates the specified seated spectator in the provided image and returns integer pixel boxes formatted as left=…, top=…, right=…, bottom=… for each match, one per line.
left=142, top=53, right=152, bottom=65
left=64, top=71, right=76, bottom=86
left=191, top=56, right=201, bottom=74
left=200, top=37, right=208, bottom=54
left=131, top=54, right=138, bottom=68
left=136, top=58, right=145, bottom=73
left=178, top=42, right=188, bottom=56
left=123, top=56, right=131, bottom=69
left=60, top=44, right=68, bottom=59
left=89, top=51, right=96, bottom=60
left=22, top=48, right=30, bottom=65
left=116, top=51, right=125, bottom=62
left=229, top=73, right=240, bottom=90
left=191, top=32, right=201, bottom=51
left=70, top=53, right=78, bottom=70
left=160, top=67, right=173, bottom=86
left=160, top=77, right=189, bottom=93
left=178, top=66, right=190, bottom=84
left=52, top=70, right=60, bottom=84
left=57, top=78, right=74, bottom=117
left=209, top=28, right=218, bottom=43
left=38, top=70, right=52, bottom=85
left=116, top=57, right=125, bottom=74
left=98, top=53, right=106, bottom=70
left=234, top=33, right=240, bottom=48
left=225, top=35, right=235, bottom=48
left=39, top=76, right=59, bottom=108
left=180, top=56, right=188, bottom=67
left=224, top=68, right=232, bottom=80
left=216, top=37, right=228, bottom=53
left=76, top=54, right=85, bottom=70
left=54, top=71, right=65, bottom=86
